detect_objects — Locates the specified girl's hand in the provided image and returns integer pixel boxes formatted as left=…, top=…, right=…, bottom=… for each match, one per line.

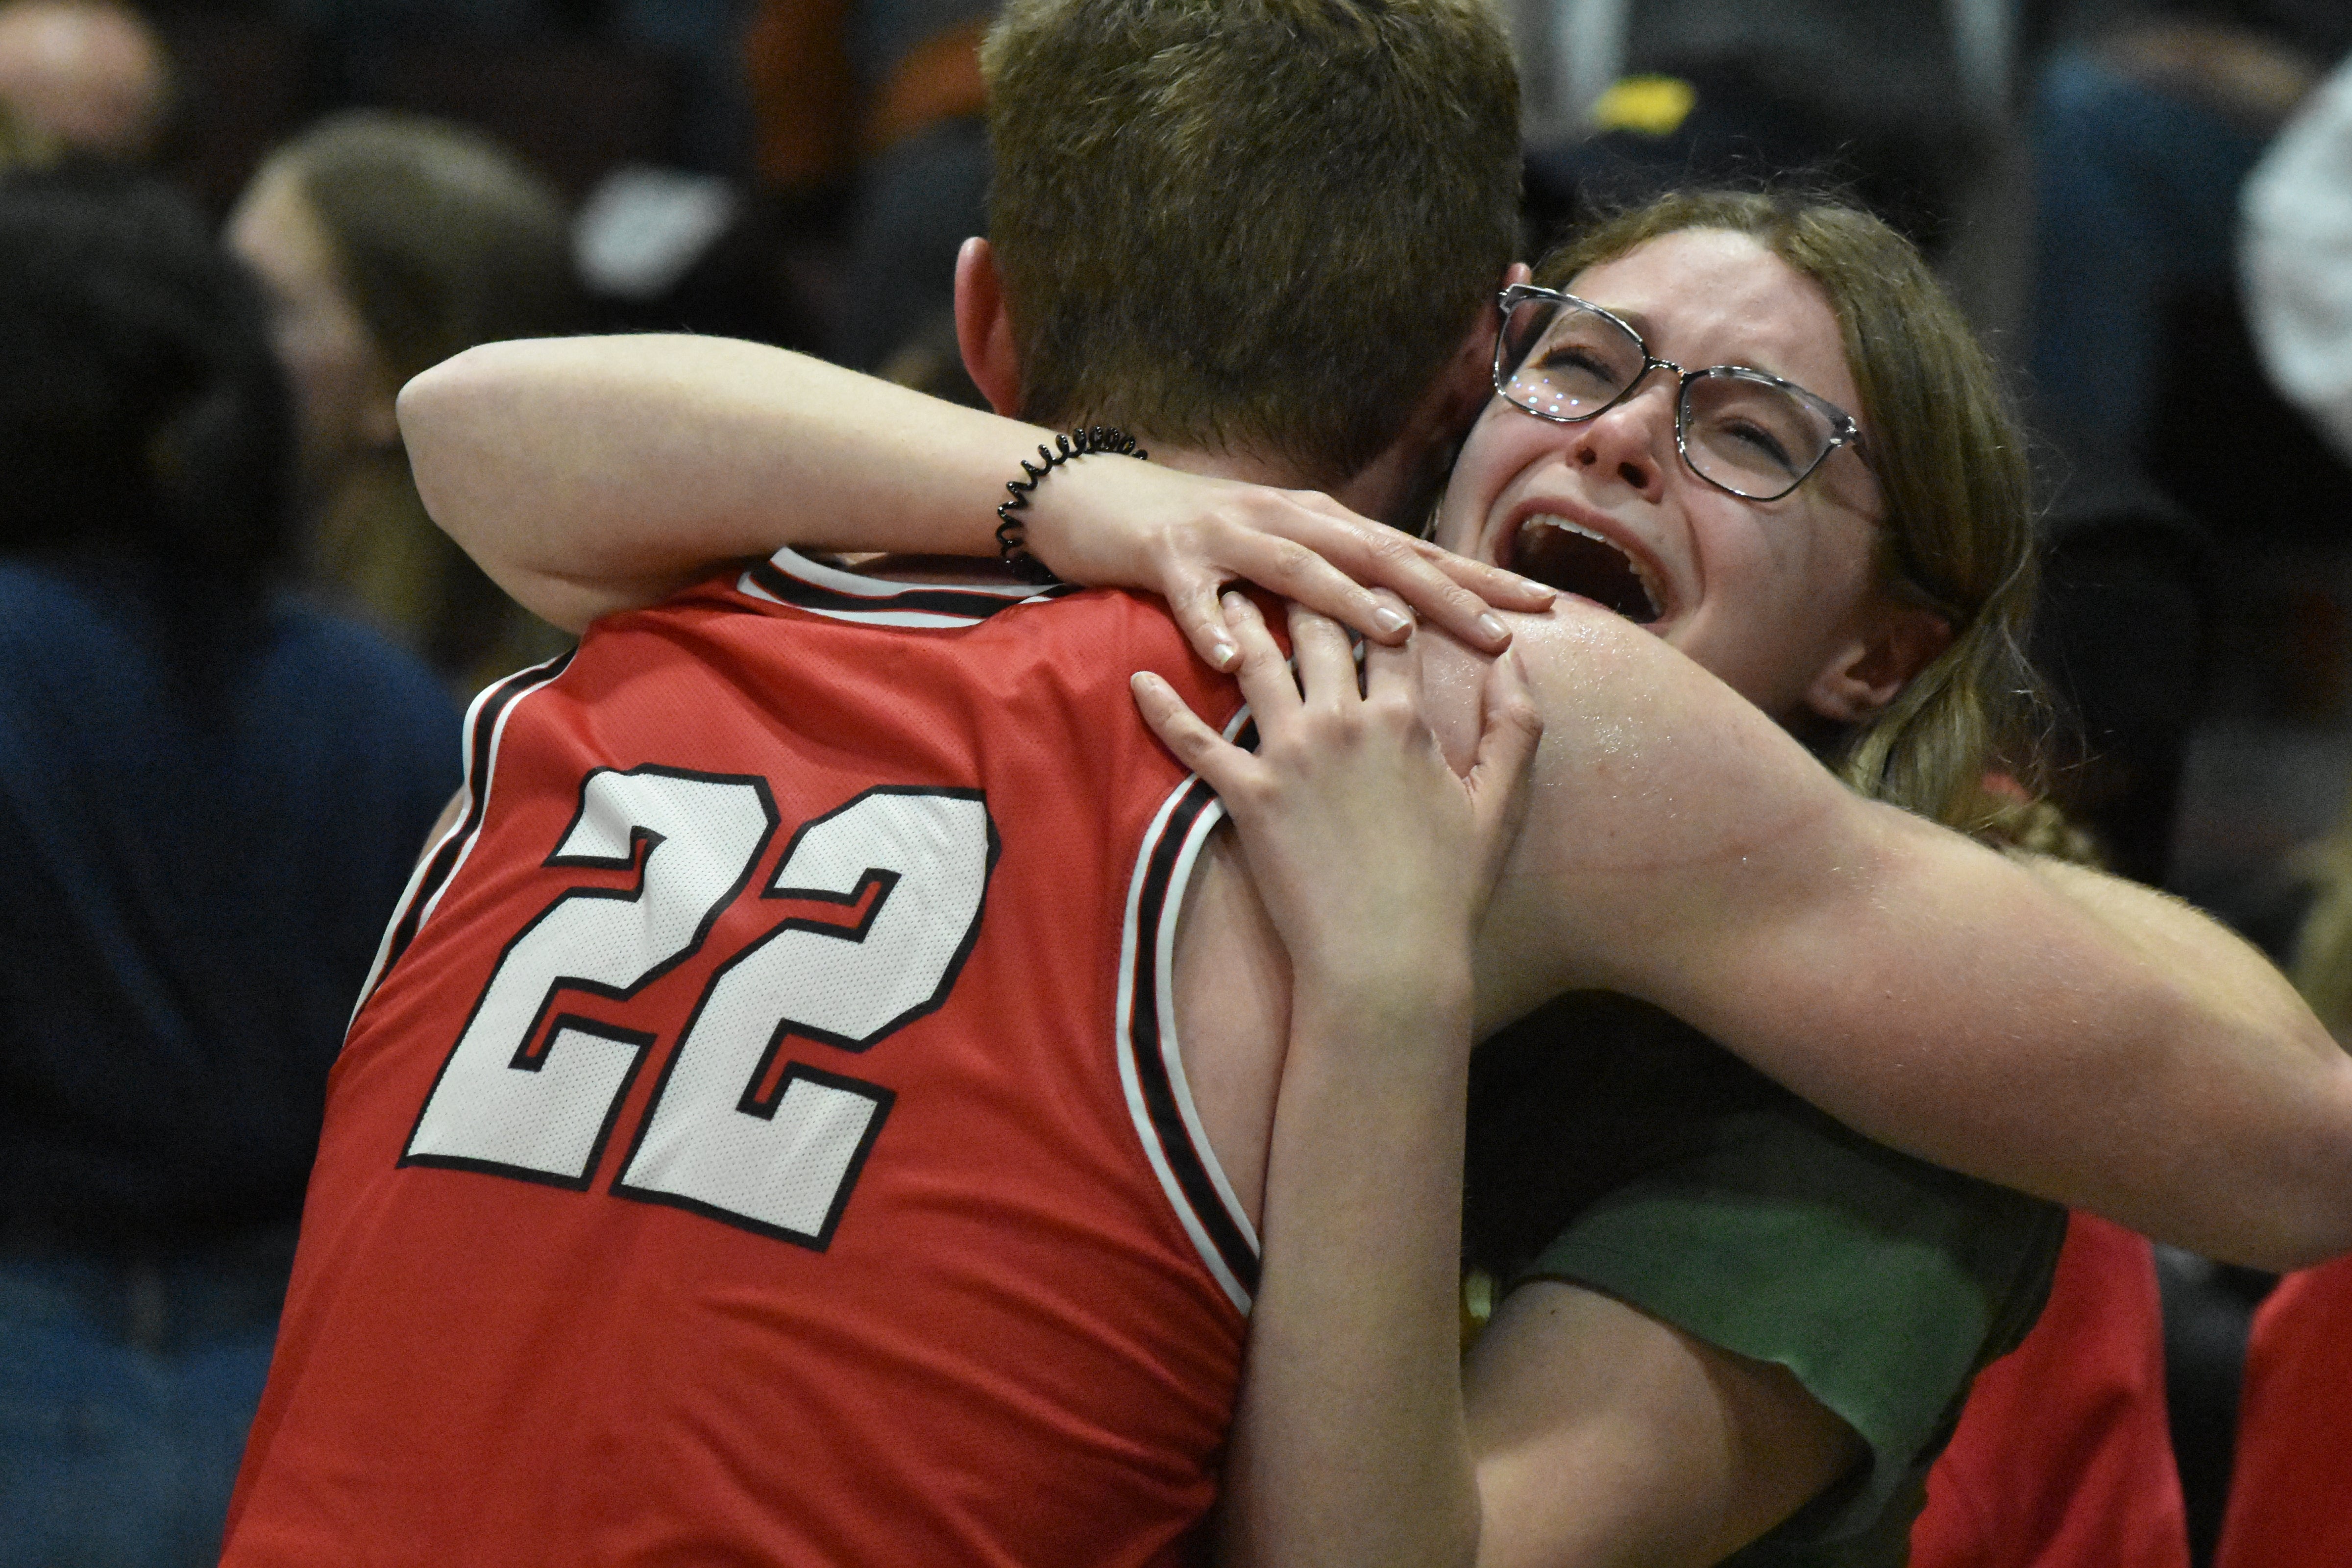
left=1130, top=593, right=1542, bottom=999
left=1028, top=455, right=1554, bottom=671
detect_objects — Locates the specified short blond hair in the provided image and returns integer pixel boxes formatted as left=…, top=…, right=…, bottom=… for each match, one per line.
left=981, top=0, right=1520, bottom=488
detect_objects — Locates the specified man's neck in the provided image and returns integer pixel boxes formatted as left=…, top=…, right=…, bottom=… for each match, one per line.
left=1146, top=441, right=1411, bottom=527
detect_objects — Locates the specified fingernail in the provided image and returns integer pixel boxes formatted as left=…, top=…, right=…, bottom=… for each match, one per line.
left=1477, top=612, right=1509, bottom=642
left=1519, top=576, right=1556, bottom=599
left=1221, top=590, right=1247, bottom=612
left=1372, top=606, right=1412, bottom=636
left=1209, top=640, right=1237, bottom=670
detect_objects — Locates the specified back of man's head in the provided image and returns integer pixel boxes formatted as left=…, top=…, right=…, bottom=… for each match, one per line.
left=981, top=0, right=1519, bottom=490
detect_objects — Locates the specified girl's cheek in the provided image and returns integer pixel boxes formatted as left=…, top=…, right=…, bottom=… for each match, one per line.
left=1430, top=488, right=1490, bottom=557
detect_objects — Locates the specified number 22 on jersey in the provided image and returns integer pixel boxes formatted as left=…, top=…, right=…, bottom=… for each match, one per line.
left=402, top=765, right=998, bottom=1250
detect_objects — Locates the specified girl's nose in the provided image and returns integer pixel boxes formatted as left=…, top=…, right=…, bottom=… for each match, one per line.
left=1571, top=378, right=1675, bottom=499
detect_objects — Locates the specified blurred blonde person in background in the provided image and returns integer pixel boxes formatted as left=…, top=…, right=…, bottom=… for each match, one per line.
left=226, top=111, right=580, bottom=689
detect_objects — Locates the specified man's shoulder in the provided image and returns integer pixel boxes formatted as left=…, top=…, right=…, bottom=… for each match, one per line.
left=631, top=548, right=1214, bottom=692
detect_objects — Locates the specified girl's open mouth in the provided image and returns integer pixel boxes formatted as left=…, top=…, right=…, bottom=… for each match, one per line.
left=1510, top=515, right=1663, bottom=623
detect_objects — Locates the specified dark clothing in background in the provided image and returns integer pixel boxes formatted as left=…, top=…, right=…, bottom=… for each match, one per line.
left=846, top=0, right=996, bottom=86
left=0, top=556, right=459, bottom=1244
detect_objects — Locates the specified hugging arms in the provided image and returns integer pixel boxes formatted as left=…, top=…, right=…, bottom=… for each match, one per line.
left=378, top=314, right=2352, bottom=1566
left=402, top=331, right=2352, bottom=1273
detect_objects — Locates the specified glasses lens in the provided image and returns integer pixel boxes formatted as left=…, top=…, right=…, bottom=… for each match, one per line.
left=1681, top=370, right=1839, bottom=498
left=1499, top=298, right=1645, bottom=421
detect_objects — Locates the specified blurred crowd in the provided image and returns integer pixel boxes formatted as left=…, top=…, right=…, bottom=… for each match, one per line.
left=3, top=0, right=2352, bottom=1564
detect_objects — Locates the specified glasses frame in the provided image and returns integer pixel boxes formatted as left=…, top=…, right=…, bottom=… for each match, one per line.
left=1491, top=283, right=1867, bottom=503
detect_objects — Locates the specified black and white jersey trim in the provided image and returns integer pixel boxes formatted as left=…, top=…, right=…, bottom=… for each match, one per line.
left=1118, top=724, right=1263, bottom=1315
left=740, top=546, right=1075, bottom=628
left=351, top=649, right=576, bottom=1019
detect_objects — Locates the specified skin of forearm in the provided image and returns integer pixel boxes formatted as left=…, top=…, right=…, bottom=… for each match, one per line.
left=1637, top=800, right=2352, bottom=1270
left=1220, top=968, right=1481, bottom=1568
left=397, top=336, right=1061, bottom=630
left=1421, top=609, right=2352, bottom=1271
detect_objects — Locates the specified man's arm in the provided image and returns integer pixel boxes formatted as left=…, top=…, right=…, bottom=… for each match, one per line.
left=1439, top=608, right=2352, bottom=1272
left=395, top=335, right=1549, bottom=654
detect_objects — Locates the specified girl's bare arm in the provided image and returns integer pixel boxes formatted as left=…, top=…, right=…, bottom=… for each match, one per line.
left=396, top=335, right=1549, bottom=657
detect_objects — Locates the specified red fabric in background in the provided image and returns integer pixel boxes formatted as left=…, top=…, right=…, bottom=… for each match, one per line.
left=2214, top=1251, right=2352, bottom=1568
left=1911, top=1212, right=2190, bottom=1568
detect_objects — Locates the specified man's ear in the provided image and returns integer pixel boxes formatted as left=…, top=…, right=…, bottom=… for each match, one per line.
left=1438, top=301, right=1499, bottom=431
left=1803, top=601, right=1955, bottom=725
left=1430, top=262, right=1527, bottom=433
left=954, top=236, right=1022, bottom=417
left=1399, top=278, right=1511, bottom=459
left=1340, top=298, right=1502, bottom=525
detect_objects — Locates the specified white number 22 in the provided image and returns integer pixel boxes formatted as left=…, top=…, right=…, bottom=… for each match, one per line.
left=403, top=767, right=996, bottom=1249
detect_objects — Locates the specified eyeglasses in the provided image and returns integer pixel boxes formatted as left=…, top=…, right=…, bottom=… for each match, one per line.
left=1491, top=284, right=1866, bottom=502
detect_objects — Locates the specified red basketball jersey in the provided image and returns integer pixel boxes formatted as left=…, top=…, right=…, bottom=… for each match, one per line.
left=222, top=549, right=1258, bottom=1567
left=2214, top=1252, right=2352, bottom=1568
left=1912, top=1213, right=2189, bottom=1568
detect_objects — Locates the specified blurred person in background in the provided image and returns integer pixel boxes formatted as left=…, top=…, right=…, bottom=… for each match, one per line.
left=2258, top=52, right=2352, bottom=1044
left=743, top=0, right=996, bottom=368
left=2243, top=49, right=2352, bottom=505
left=0, top=166, right=458, bottom=1568
left=2028, top=0, right=2348, bottom=521
left=0, top=0, right=167, bottom=162
left=2245, top=53, right=2352, bottom=1039
left=225, top=109, right=580, bottom=690
left=2240, top=86, right=2352, bottom=1567
left=2016, top=2, right=2349, bottom=905
left=2210, top=1250, right=2352, bottom=1568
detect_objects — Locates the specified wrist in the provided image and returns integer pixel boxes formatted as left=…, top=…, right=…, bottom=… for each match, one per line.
left=1287, top=963, right=1475, bottom=1059
left=995, top=425, right=1147, bottom=582
left=1289, top=929, right=1476, bottom=1006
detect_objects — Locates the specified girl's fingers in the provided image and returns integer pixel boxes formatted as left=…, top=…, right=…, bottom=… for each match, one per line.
left=1282, top=495, right=1555, bottom=643
left=1357, top=592, right=1426, bottom=708
left=1466, top=652, right=1545, bottom=893
left=1168, top=571, right=1240, bottom=671
left=1221, top=591, right=1304, bottom=718
left=1325, top=528, right=1516, bottom=654
left=1418, top=539, right=1559, bottom=614
left=1130, top=671, right=1252, bottom=795
left=1210, top=497, right=1548, bottom=654
left=1284, top=599, right=1361, bottom=709
left=1216, top=524, right=1416, bottom=647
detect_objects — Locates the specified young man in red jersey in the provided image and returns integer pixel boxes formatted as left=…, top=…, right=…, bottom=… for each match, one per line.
left=224, top=7, right=1539, bottom=1564
left=233, top=2, right=2352, bottom=1565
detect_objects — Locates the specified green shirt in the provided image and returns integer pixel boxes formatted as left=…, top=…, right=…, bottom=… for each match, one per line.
left=1465, top=993, right=2066, bottom=1566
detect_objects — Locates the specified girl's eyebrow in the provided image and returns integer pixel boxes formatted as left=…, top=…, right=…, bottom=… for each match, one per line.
left=1597, top=298, right=1815, bottom=388
left=1604, top=305, right=1658, bottom=340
